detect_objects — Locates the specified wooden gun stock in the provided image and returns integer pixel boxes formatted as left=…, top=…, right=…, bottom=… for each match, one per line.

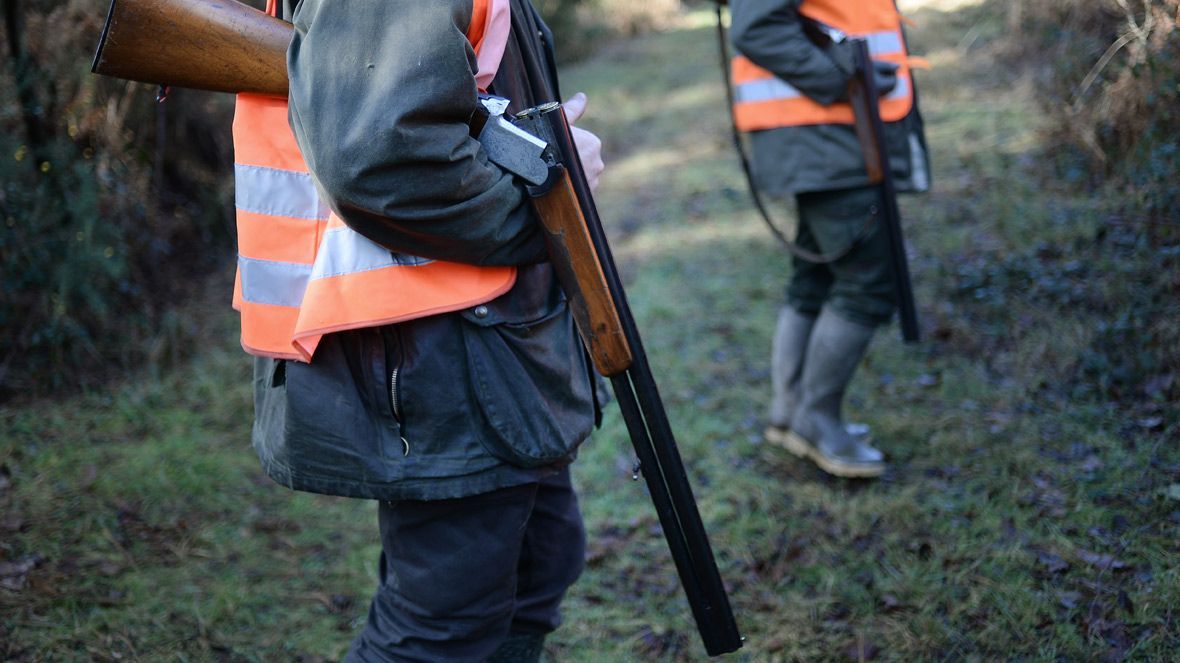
left=91, top=0, right=291, bottom=96
left=847, top=75, right=885, bottom=184
left=531, top=167, right=633, bottom=377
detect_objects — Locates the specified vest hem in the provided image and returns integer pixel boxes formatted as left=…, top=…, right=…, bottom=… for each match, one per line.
left=255, top=451, right=561, bottom=502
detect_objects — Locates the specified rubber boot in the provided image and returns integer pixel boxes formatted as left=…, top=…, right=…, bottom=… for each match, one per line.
left=764, top=307, right=872, bottom=447
left=487, top=631, right=546, bottom=663
left=764, top=307, right=815, bottom=446
left=785, top=308, right=885, bottom=478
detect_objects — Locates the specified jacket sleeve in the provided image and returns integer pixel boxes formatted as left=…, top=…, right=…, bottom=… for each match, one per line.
left=729, top=0, right=854, bottom=106
left=285, top=0, right=547, bottom=266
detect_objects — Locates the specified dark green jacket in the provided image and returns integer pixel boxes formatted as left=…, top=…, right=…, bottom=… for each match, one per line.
left=251, top=0, right=598, bottom=501
left=730, top=0, right=931, bottom=196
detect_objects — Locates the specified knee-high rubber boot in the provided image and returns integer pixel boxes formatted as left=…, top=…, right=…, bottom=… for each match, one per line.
left=785, top=308, right=885, bottom=478
left=764, top=307, right=815, bottom=445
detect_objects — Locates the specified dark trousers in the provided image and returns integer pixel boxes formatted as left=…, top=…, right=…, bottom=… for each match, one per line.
left=345, top=468, right=585, bottom=662
left=787, top=186, right=897, bottom=327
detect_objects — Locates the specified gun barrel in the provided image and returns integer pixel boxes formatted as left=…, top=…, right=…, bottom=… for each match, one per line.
left=92, top=0, right=291, bottom=96
left=539, top=101, right=743, bottom=656
left=851, top=39, right=920, bottom=343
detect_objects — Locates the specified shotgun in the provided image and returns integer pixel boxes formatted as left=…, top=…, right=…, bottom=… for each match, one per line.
left=512, top=99, right=743, bottom=655
left=92, top=0, right=743, bottom=654
left=844, top=38, right=920, bottom=342
left=800, top=20, right=922, bottom=343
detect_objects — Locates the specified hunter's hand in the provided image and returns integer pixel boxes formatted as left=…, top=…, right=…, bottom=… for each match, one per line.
left=872, top=61, right=899, bottom=97
left=563, top=92, right=604, bottom=193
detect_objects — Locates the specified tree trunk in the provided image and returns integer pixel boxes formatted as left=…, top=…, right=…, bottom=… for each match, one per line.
left=3, top=0, right=47, bottom=163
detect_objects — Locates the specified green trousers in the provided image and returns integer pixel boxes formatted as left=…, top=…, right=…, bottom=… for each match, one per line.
left=786, top=186, right=897, bottom=327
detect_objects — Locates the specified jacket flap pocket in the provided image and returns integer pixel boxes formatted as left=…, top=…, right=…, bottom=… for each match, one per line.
left=459, top=263, right=565, bottom=327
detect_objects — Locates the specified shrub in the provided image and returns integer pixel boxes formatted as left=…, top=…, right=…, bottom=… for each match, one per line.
left=1016, top=0, right=1179, bottom=218
left=538, top=0, right=683, bottom=61
left=0, top=0, right=235, bottom=399
left=1007, top=0, right=1179, bottom=404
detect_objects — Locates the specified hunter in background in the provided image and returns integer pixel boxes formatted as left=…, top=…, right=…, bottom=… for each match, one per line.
left=728, top=0, right=931, bottom=478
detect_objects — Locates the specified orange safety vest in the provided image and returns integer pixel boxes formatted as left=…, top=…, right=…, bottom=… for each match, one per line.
left=232, top=0, right=515, bottom=362
left=731, top=0, right=913, bottom=131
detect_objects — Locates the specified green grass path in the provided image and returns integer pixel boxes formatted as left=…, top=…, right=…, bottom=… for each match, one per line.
left=3, top=4, right=1177, bottom=661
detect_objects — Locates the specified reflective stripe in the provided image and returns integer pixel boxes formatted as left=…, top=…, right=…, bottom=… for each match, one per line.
left=863, top=31, right=902, bottom=56
left=310, top=225, right=431, bottom=280
left=734, top=78, right=804, bottom=104
left=735, top=73, right=909, bottom=104
left=230, top=0, right=518, bottom=362
left=732, top=29, right=903, bottom=88
left=886, top=75, right=909, bottom=101
left=235, top=164, right=329, bottom=221
left=239, top=256, right=312, bottom=308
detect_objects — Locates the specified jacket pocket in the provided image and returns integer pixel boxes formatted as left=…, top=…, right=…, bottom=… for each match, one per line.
left=459, top=292, right=596, bottom=468
left=280, top=329, right=402, bottom=483
left=384, top=327, right=411, bottom=458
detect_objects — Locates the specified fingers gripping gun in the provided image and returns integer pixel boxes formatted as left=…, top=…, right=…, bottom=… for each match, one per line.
left=92, top=0, right=743, bottom=654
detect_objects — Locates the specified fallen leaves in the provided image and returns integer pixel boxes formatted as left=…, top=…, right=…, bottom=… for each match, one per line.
left=1033, top=545, right=1132, bottom=576
left=1078, top=455, right=1105, bottom=474
left=878, top=593, right=904, bottom=613
left=1057, top=590, right=1082, bottom=609
left=1074, top=549, right=1130, bottom=572
left=303, top=591, right=354, bottom=614
left=0, top=554, right=42, bottom=592
left=1136, top=416, right=1164, bottom=431
left=916, top=373, right=940, bottom=388
left=1021, top=474, right=1068, bottom=518
left=633, top=624, right=688, bottom=661
left=1035, top=549, right=1070, bottom=574
left=0, top=513, right=24, bottom=533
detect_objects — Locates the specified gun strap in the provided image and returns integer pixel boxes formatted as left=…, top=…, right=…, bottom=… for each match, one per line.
left=714, top=3, right=876, bottom=265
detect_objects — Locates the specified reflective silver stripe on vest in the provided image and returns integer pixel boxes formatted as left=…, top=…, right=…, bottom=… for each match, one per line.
left=863, top=31, right=902, bottom=56
left=235, top=164, right=329, bottom=221
left=734, top=77, right=805, bottom=104
left=887, top=75, right=910, bottom=102
left=310, top=224, right=432, bottom=280
left=734, top=28, right=905, bottom=104
left=239, top=256, right=312, bottom=308
left=734, top=70, right=910, bottom=104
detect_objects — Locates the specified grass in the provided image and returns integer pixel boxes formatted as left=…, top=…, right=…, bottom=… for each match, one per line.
left=3, top=1, right=1178, bottom=661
